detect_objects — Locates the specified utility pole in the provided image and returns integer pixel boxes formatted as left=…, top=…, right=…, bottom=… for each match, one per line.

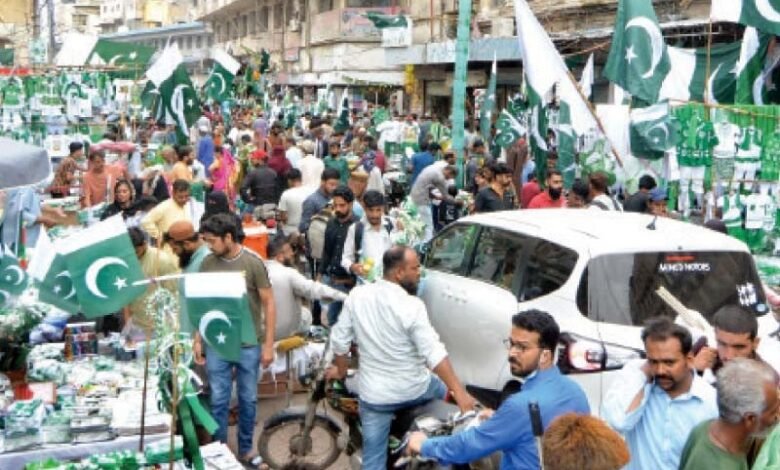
left=450, top=0, right=471, bottom=189
left=48, top=0, right=55, bottom=62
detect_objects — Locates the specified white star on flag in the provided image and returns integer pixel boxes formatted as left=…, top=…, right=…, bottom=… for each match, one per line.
left=625, top=45, right=637, bottom=64
left=113, top=277, right=127, bottom=290
left=216, top=332, right=227, bottom=344
left=129, top=52, right=137, bottom=60
left=53, top=285, right=61, bottom=294
left=187, top=98, right=194, bottom=107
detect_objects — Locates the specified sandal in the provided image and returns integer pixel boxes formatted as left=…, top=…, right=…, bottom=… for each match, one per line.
left=239, top=454, right=266, bottom=469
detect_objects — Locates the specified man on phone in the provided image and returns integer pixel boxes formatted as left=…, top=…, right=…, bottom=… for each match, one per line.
left=602, top=317, right=718, bottom=470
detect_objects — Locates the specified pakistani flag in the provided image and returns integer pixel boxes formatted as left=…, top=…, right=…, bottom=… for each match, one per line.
left=735, top=27, right=773, bottom=104
left=556, top=101, right=577, bottom=188
left=146, top=44, right=200, bottom=144
left=604, top=0, right=670, bottom=104
left=88, top=39, right=154, bottom=69
left=0, top=246, right=28, bottom=299
left=580, top=53, right=595, bottom=100
left=495, top=96, right=528, bottom=149
left=204, top=49, right=240, bottom=102
left=28, top=231, right=79, bottom=314
left=334, top=88, right=350, bottom=133
left=712, top=0, right=780, bottom=36
left=630, top=101, right=679, bottom=160
left=364, top=12, right=409, bottom=28
left=183, top=272, right=254, bottom=362
left=527, top=87, right=549, bottom=182
left=479, top=56, right=497, bottom=141
left=58, top=215, right=146, bottom=318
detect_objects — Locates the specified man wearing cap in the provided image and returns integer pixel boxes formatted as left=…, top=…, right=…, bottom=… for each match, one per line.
left=167, top=220, right=211, bottom=273
left=648, top=187, right=670, bottom=218
left=240, top=150, right=278, bottom=217
left=298, top=140, right=325, bottom=188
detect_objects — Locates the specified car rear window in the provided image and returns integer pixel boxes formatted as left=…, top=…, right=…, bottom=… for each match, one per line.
left=578, top=251, right=768, bottom=325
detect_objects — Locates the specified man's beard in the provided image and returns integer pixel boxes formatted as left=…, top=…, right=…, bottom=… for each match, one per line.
left=335, top=210, right=350, bottom=220
left=549, top=187, right=562, bottom=200
left=282, top=256, right=294, bottom=267
left=509, top=356, right=539, bottom=378
left=753, top=422, right=778, bottom=439
left=178, top=249, right=194, bottom=268
left=400, top=279, right=419, bottom=296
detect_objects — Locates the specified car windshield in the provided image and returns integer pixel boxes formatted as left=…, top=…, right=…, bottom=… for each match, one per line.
left=579, top=251, right=769, bottom=326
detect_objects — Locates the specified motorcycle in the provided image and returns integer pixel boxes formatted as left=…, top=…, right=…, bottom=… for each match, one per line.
left=257, top=341, right=483, bottom=469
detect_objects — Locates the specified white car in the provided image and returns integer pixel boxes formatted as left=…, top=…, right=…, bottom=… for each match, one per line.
left=419, top=210, right=780, bottom=412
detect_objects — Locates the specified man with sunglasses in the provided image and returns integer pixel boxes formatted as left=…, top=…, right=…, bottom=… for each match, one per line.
left=408, top=310, right=590, bottom=468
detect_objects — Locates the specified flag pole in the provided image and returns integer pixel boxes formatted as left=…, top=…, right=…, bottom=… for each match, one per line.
left=563, top=69, right=624, bottom=167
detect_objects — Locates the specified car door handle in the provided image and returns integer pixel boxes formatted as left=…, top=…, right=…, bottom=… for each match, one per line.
left=442, top=288, right=453, bottom=298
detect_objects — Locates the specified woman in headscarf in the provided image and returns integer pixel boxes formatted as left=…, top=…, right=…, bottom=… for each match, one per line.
left=200, top=190, right=244, bottom=242
left=101, top=179, right=138, bottom=221
left=209, top=144, right=237, bottom=207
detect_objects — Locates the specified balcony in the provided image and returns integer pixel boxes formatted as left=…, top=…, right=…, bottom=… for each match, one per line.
left=310, top=6, right=401, bottom=45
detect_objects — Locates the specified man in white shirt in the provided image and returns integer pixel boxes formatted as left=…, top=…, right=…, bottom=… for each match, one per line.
left=285, top=135, right=304, bottom=169
left=277, top=168, right=314, bottom=236
left=327, top=246, right=475, bottom=469
left=298, top=140, right=325, bottom=188
left=602, top=317, right=718, bottom=470
left=376, top=113, right=402, bottom=156
left=266, top=235, right=346, bottom=339
left=341, top=190, right=396, bottom=281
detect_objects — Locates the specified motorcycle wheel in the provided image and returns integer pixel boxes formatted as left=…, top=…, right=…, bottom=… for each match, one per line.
left=258, top=416, right=341, bottom=469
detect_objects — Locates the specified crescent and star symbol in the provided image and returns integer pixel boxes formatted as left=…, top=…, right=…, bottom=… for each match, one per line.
left=85, top=257, right=130, bottom=299
left=756, top=0, right=780, bottom=23
left=199, top=310, right=233, bottom=345
left=55, top=271, right=76, bottom=300
left=625, top=16, right=665, bottom=79
left=3, top=265, right=24, bottom=285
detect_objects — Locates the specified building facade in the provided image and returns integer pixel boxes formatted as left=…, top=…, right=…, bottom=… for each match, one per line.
left=195, top=0, right=407, bottom=111
left=0, top=0, right=34, bottom=64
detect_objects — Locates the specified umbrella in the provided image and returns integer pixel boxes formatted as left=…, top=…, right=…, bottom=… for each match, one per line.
left=0, top=138, right=52, bottom=190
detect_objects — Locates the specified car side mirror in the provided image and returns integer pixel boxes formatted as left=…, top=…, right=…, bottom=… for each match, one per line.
left=416, top=240, right=431, bottom=265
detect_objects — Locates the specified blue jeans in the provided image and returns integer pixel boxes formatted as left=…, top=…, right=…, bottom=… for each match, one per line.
left=325, top=277, right=351, bottom=327
left=359, top=377, right=447, bottom=469
left=206, top=345, right=260, bottom=456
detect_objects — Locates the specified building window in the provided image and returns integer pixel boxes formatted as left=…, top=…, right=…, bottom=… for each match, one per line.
left=196, top=36, right=202, bottom=49
left=241, top=15, right=248, bottom=36
left=318, top=0, right=334, bottom=13
left=207, top=36, right=213, bottom=47
left=249, top=11, right=256, bottom=35
left=258, top=6, right=269, bottom=32
left=273, top=3, right=283, bottom=30
left=186, top=36, right=193, bottom=50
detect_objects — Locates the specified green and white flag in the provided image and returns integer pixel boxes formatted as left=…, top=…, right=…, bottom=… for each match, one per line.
left=735, top=27, right=773, bottom=104
left=146, top=44, right=200, bottom=144
left=0, top=246, right=28, bottom=299
left=204, top=48, right=240, bottom=102
left=604, top=0, right=670, bottom=104
left=364, top=12, right=409, bottom=29
left=88, top=39, right=154, bottom=69
left=630, top=101, right=679, bottom=160
left=334, top=87, right=350, bottom=133
left=711, top=0, right=780, bottom=36
left=28, top=231, right=80, bottom=314
left=580, top=53, right=595, bottom=100
left=556, top=101, right=577, bottom=188
left=479, top=55, right=497, bottom=141
left=527, top=86, right=549, bottom=181
left=58, top=215, right=146, bottom=318
left=183, top=272, right=253, bottom=362
left=494, top=96, right=528, bottom=149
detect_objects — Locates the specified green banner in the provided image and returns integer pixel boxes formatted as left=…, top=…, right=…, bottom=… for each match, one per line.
left=0, top=49, right=13, bottom=66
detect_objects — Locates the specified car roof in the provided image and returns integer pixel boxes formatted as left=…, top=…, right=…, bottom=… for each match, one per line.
left=458, top=209, right=750, bottom=256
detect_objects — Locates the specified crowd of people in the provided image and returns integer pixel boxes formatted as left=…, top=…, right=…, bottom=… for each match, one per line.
left=35, top=103, right=780, bottom=470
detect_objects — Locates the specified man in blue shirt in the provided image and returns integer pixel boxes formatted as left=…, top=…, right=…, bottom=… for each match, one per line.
left=602, top=317, right=717, bottom=470
left=408, top=142, right=437, bottom=186
left=408, top=310, right=590, bottom=468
